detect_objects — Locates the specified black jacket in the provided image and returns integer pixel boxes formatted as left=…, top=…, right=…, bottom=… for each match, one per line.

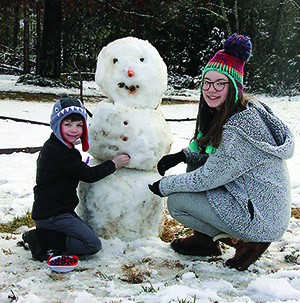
left=32, top=133, right=116, bottom=220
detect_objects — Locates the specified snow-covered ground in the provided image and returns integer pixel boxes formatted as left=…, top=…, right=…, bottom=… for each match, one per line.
left=1, top=75, right=300, bottom=302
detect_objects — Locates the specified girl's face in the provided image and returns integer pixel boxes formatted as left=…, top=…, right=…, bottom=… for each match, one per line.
left=202, top=70, right=229, bottom=111
left=61, top=117, right=83, bottom=144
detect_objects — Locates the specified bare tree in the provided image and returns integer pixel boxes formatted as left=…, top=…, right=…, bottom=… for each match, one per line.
left=268, top=0, right=285, bottom=53
left=234, top=0, right=239, bottom=33
left=13, top=3, right=20, bottom=49
left=23, top=4, right=30, bottom=74
left=219, top=0, right=232, bottom=35
left=39, top=0, right=62, bottom=78
left=35, top=0, right=42, bottom=75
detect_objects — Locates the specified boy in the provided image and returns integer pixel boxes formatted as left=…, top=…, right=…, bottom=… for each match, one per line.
left=22, top=93, right=130, bottom=261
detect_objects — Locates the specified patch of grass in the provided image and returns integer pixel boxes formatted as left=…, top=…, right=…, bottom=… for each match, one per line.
left=0, top=91, right=59, bottom=102
left=172, top=296, right=197, bottom=303
left=1, top=234, right=16, bottom=240
left=161, top=98, right=198, bottom=105
left=94, top=271, right=114, bottom=280
left=160, top=207, right=300, bottom=243
left=0, top=212, right=34, bottom=234
left=285, top=250, right=300, bottom=264
left=160, top=209, right=193, bottom=243
left=120, top=263, right=151, bottom=284
left=8, top=290, right=18, bottom=302
left=161, top=259, right=186, bottom=270
left=0, top=91, right=191, bottom=105
left=2, top=248, right=14, bottom=255
left=2, top=207, right=298, bottom=237
left=141, top=281, right=159, bottom=293
left=47, top=272, right=66, bottom=281
left=291, top=207, right=300, bottom=219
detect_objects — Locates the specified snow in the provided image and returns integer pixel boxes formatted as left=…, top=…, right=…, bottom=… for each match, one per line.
left=1, top=74, right=300, bottom=302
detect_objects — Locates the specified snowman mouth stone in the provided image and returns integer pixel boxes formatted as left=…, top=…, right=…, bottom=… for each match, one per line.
left=118, top=82, right=139, bottom=93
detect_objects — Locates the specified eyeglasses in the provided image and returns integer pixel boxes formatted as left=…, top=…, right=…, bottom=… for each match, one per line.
left=201, top=80, right=230, bottom=92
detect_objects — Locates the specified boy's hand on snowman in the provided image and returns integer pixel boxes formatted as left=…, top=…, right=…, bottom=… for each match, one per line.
left=157, top=151, right=186, bottom=176
left=112, top=154, right=130, bottom=169
left=148, top=180, right=164, bottom=197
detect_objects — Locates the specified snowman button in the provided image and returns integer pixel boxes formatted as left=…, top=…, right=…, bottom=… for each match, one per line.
left=120, top=135, right=128, bottom=141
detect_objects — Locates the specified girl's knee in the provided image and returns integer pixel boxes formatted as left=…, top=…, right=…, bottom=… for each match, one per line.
left=167, top=194, right=182, bottom=218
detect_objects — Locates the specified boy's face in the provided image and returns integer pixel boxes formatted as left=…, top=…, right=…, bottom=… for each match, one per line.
left=61, top=117, right=83, bottom=145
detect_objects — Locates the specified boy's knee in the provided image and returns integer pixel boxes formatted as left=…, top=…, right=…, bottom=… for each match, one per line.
left=94, top=237, right=102, bottom=253
left=66, top=235, right=102, bottom=256
left=89, top=237, right=102, bottom=255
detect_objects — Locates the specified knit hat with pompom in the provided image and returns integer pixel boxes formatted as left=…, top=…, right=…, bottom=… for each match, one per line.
left=202, top=34, right=252, bottom=103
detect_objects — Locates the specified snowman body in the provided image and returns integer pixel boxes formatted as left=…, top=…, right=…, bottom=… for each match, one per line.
left=77, top=37, right=173, bottom=239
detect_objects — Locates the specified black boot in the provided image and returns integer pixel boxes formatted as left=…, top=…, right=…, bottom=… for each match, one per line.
left=22, top=229, right=48, bottom=261
left=36, top=228, right=66, bottom=256
left=22, top=228, right=67, bottom=261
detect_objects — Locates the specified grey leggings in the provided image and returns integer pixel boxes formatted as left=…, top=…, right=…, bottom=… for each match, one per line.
left=35, top=212, right=101, bottom=255
left=167, top=191, right=250, bottom=241
left=167, top=163, right=251, bottom=241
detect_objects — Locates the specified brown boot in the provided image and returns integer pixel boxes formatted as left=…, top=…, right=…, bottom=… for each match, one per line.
left=219, top=235, right=270, bottom=271
left=170, top=230, right=222, bottom=256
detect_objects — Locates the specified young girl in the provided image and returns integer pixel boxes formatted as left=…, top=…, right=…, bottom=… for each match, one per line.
left=149, top=34, right=295, bottom=271
left=22, top=94, right=130, bottom=261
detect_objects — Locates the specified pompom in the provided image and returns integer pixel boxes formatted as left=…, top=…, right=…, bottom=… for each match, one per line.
left=223, top=34, right=252, bottom=62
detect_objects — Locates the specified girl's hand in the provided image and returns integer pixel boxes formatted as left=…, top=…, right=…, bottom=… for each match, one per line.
left=112, top=154, right=130, bottom=169
left=157, top=151, right=186, bottom=176
left=148, top=180, right=164, bottom=197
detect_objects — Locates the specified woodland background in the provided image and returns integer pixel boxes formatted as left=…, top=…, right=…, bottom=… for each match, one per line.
left=0, top=0, right=299, bottom=97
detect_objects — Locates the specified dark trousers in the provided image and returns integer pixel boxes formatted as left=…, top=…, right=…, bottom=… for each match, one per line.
left=35, top=212, right=101, bottom=256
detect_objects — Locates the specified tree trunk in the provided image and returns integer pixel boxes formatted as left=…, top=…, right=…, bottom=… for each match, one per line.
left=268, top=0, right=284, bottom=53
left=234, top=0, right=239, bottom=33
left=219, top=0, right=232, bottom=35
left=23, top=4, right=30, bottom=74
left=39, top=0, right=62, bottom=78
left=36, top=0, right=42, bottom=75
left=13, top=3, right=20, bottom=49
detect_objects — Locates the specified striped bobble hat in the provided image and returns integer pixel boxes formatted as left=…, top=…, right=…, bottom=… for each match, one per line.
left=202, top=34, right=252, bottom=103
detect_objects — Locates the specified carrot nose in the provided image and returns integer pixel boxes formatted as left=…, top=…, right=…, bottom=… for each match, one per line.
left=128, top=69, right=134, bottom=77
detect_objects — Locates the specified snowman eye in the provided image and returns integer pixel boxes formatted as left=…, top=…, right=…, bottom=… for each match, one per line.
left=140, top=58, right=144, bottom=62
left=113, top=58, right=118, bottom=64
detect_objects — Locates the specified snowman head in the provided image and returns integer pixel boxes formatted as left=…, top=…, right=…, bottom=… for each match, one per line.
left=95, top=37, right=167, bottom=109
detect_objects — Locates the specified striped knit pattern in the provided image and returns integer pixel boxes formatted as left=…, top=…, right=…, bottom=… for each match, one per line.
left=205, top=51, right=244, bottom=84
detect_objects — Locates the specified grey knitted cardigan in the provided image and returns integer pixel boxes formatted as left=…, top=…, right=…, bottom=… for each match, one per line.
left=159, top=100, right=295, bottom=242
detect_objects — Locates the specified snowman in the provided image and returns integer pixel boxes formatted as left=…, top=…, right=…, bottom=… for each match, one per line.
left=77, top=37, right=173, bottom=239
